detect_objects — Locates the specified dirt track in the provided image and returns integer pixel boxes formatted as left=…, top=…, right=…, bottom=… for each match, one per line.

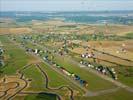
left=0, top=75, right=28, bottom=100
left=0, top=64, right=32, bottom=100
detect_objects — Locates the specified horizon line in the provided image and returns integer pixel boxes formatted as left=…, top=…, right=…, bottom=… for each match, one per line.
left=1, top=10, right=133, bottom=12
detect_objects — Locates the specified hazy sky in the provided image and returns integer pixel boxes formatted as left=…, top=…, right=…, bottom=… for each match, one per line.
left=0, top=0, right=133, bottom=11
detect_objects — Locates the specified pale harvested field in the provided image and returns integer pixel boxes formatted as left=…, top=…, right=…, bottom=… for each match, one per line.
left=82, top=41, right=133, bottom=60
left=44, top=19, right=76, bottom=26
left=70, top=40, right=133, bottom=66
left=69, top=25, right=133, bottom=35
left=0, top=28, right=32, bottom=34
left=42, top=20, right=133, bottom=36
left=1, top=19, right=132, bottom=36
left=0, top=75, right=29, bottom=100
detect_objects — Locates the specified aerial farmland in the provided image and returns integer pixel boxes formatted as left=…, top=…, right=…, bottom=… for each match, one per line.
left=0, top=1, right=133, bottom=100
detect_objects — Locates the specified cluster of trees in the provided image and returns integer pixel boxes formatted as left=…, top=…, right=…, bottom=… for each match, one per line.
left=0, top=48, right=4, bottom=75
left=21, top=32, right=133, bottom=46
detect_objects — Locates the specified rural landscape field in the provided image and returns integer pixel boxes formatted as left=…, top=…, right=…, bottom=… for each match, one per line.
left=0, top=0, right=133, bottom=100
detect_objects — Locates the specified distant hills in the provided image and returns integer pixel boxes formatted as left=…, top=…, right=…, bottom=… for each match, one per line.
left=0, top=11, right=133, bottom=24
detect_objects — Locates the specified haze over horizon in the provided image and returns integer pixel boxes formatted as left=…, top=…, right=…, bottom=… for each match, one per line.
left=0, top=0, right=133, bottom=12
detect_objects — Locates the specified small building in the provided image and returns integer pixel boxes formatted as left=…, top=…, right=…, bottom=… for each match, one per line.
left=81, top=52, right=94, bottom=58
left=35, top=49, right=39, bottom=54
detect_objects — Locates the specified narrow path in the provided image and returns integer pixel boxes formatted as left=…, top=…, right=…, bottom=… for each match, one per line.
left=85, top=87, right=120, bottom=96
left=35, top=64, right=74, bottom=100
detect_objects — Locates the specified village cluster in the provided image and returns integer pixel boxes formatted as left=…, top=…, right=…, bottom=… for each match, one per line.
left=19, top=40, right=89, bottom=87
left=10, top=34, right=119, bottom=85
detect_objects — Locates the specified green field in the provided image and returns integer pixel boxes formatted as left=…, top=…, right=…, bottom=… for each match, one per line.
left=0, top=34, right=133, bottom=100
left=75, top=89, right=133, bottom=100
left=52, top=55, right=116, bottom=91
left=0, top=35, right=32, bottom=75
left=14, top=35, right=117, bottom=91
left=0, top=35, right=84, bottom=100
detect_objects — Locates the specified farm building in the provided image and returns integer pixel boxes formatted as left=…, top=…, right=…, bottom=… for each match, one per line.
left=81, top=52, right=94, bottom=58
left=35, top=49, right=40, bottom=54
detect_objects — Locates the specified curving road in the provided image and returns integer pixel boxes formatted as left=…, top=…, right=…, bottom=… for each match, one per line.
left=0, top=64, right=32, bottom=100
